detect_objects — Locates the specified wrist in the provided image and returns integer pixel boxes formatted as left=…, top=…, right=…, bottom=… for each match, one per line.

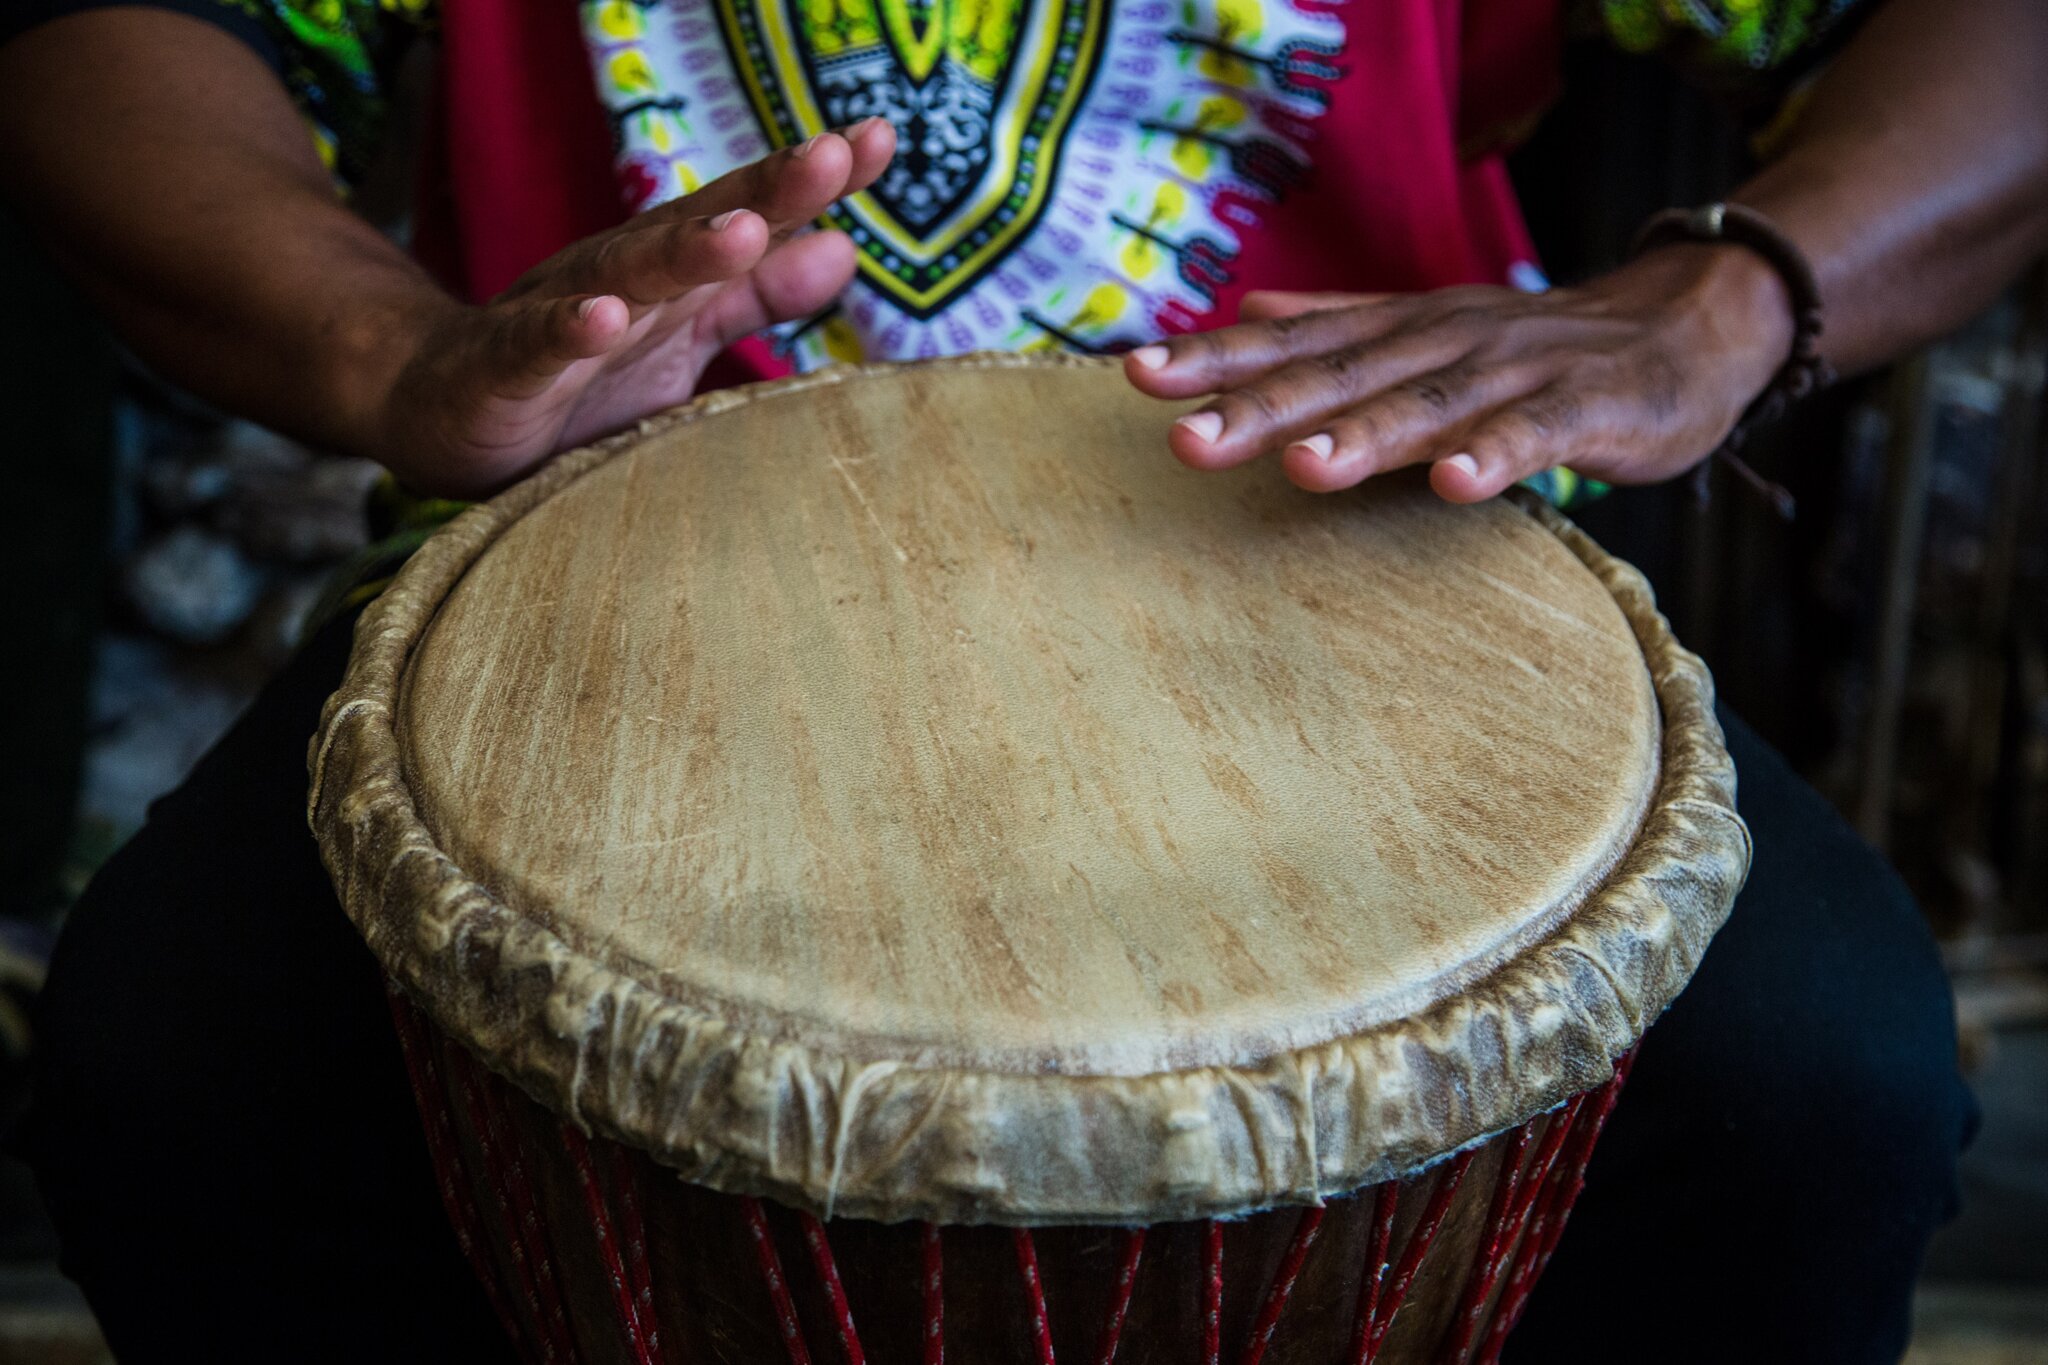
left=317, top=264, right=468, bottom=468
left=1631, top=200, right=1839, bottom=427
left=1624, top=200, right=1832, bottom=517
left=1630, top=241, right=1796, bottom=408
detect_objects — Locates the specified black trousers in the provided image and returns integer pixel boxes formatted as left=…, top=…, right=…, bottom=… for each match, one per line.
left=22, top=610, right=1973, bottom=1363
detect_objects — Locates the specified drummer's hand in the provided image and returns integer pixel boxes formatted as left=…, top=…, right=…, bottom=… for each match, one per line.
left=1121, top=244, right=1793, bottom=502
left=380, top=120, right=896, bottom=497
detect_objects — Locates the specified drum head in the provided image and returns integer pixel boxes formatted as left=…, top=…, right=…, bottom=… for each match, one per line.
left=312, top=354, right=1748, bottom=1224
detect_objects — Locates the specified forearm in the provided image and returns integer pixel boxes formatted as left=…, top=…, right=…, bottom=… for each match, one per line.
left=0, top=9, right=454, bottom=461
left=1734, top=0, right=2048, bottom=378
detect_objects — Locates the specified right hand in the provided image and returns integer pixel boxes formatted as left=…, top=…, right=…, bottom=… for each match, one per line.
left=378, top=119, right=895, bottom=497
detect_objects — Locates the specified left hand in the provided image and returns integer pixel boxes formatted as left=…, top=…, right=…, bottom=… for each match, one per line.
left=1123, top=243, right=1794, bottom=502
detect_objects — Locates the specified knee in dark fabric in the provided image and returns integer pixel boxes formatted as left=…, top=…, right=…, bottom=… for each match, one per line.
left=1789, top=965, right=1971, bottom=1234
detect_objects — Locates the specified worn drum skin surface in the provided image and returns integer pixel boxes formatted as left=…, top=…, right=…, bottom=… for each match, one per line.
left=310, top=354, right=1751, bottom=1362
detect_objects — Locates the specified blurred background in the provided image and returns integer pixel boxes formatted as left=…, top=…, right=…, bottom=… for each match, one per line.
left=0, top=29, right=2043, bottom=1364
left=1518, top=45, right=2048, bottom=1363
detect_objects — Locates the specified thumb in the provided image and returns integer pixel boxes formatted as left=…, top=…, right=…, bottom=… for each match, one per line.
left=476, top=293, right=631, bottom=400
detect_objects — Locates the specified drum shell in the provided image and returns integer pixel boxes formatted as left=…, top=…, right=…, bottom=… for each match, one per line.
left=398, top=999, right=1618, bottom=1365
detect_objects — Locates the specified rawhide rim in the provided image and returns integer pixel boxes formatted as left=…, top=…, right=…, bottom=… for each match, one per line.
left=308, top=351, right=1752, bottom=1227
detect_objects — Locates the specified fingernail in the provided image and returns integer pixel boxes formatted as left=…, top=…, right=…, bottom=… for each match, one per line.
left=1291, top=432, right=1335, bottom=461
left=1128, top=344, right=1170, bottom=371
left=576, top=297, right=601, bottom=320
left=842, top=116, right=886, bottom=139
left=792, top=134, right=823, bottom=158
left=709, top=209, right=742, bottom=231
left=1175, top=411, right=1224, bottom=443
left=1441, top=453, right=1480, bottom=478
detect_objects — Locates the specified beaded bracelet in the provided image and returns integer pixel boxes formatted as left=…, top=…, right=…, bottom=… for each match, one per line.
left=1630, top=201, right=1835, bottom=519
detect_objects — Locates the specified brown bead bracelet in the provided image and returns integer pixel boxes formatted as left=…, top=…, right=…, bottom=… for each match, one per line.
left=1630, top=201, right=1835, bottom=519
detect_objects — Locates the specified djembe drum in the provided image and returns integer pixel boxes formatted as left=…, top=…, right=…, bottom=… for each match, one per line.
left=310, top=353, right=1749, bottom=1364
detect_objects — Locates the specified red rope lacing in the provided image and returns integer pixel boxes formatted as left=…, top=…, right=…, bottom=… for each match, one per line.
left=386, top=991, right=527, bottom=1357
left=1240, top=1207, right=1325, bottom=1365
left=1202, top=1219, right=1226, bottom=1365
left=797, top=1212, right=867, bottom=1365
left=743, top=1197, right=811, bottom=1365
left=1012, top=1229, right=1058, bottom=1365
left=453, top=1049, right=578, bottom=1363
left=919, top=1223, right=945, bottom=1365
left=1091, top=1229, right=1147, bottom=1365
left=561, top=1121, right=661, bottom=1361
left=393, top=995, right=1640, bottom=1365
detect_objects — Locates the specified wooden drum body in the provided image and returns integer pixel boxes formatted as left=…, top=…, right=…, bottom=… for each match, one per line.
left=311, top=355, right=1751, bottom=1364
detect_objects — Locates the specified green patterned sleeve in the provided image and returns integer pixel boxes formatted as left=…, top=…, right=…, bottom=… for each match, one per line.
left=7, top=0, right=435, bottom=184
left=5, top=0, right=436, bottom=184
left=223, top=0, right=437, bottom=185
left=1591, top=0, right=1875, bottom=95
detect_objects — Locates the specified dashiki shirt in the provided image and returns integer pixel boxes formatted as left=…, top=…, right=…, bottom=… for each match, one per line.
left=589, top=0, right=1356, bottom=366
left=24, top=0, right=1870, bottom=377
left=10, top=0, right=1870, bottom=551
left=564, top=0, right=1861, bottom=374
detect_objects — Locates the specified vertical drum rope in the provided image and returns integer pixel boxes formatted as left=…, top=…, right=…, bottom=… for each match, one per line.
left=560, top=1122, right=658, bottom=1363
left=1343, top=1181, right=1402, bottom=1365
left=1475, top=1092, right=1592, bottom=1338
left=385, top=990, right=527, bottom=1359
left=1363, top=1149, right=1474, bottom=1360
left=1525, top=1055, right=1634, bottom=1276
left=454, top=1049, right=579, bottom=1364
left=1011, top=1229, right=1058, bottom=1365
left=742, top=1198, right=812, bottom=1365
left=1504, top=1096, right=1588, bottom=1239
left=1440, top=1120, right=1537, bottom=1360
left=919, top=1223, right=945, bottom=1365
left=1091, top=1229, right=1147, bottom=1365
left=1202, top=1220, right=1225, bottom=1365
left=796, top=1213, right=867, bottom=1365
left=1238, top=1206, right=1325, bottom=1365
left=1478, top=1049, right=1639, bottom=1363
left=605, top=1144, right=671, bottom=1365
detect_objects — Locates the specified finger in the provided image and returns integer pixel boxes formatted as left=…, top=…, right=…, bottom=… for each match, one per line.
left=480, top=293, right=632, bottom=399
left=1428, top=385, right=1596, bottom=503
left=1123, top=304, right=1410, bottom=400
left=580, top=206, right=772, bottom=308
left=684, top=134, right=853, bottom=226
left=653, top=121, right=888, bottom=237
left=1163, top=322, right=1473, bottom=471
left=1276, top=360, right=1546, bottom=493
left=838, top=116, right=897, bottom=197
left=695, top=230, right=861, bottom=348
left=1240, top=289, right=1388, bottom=322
